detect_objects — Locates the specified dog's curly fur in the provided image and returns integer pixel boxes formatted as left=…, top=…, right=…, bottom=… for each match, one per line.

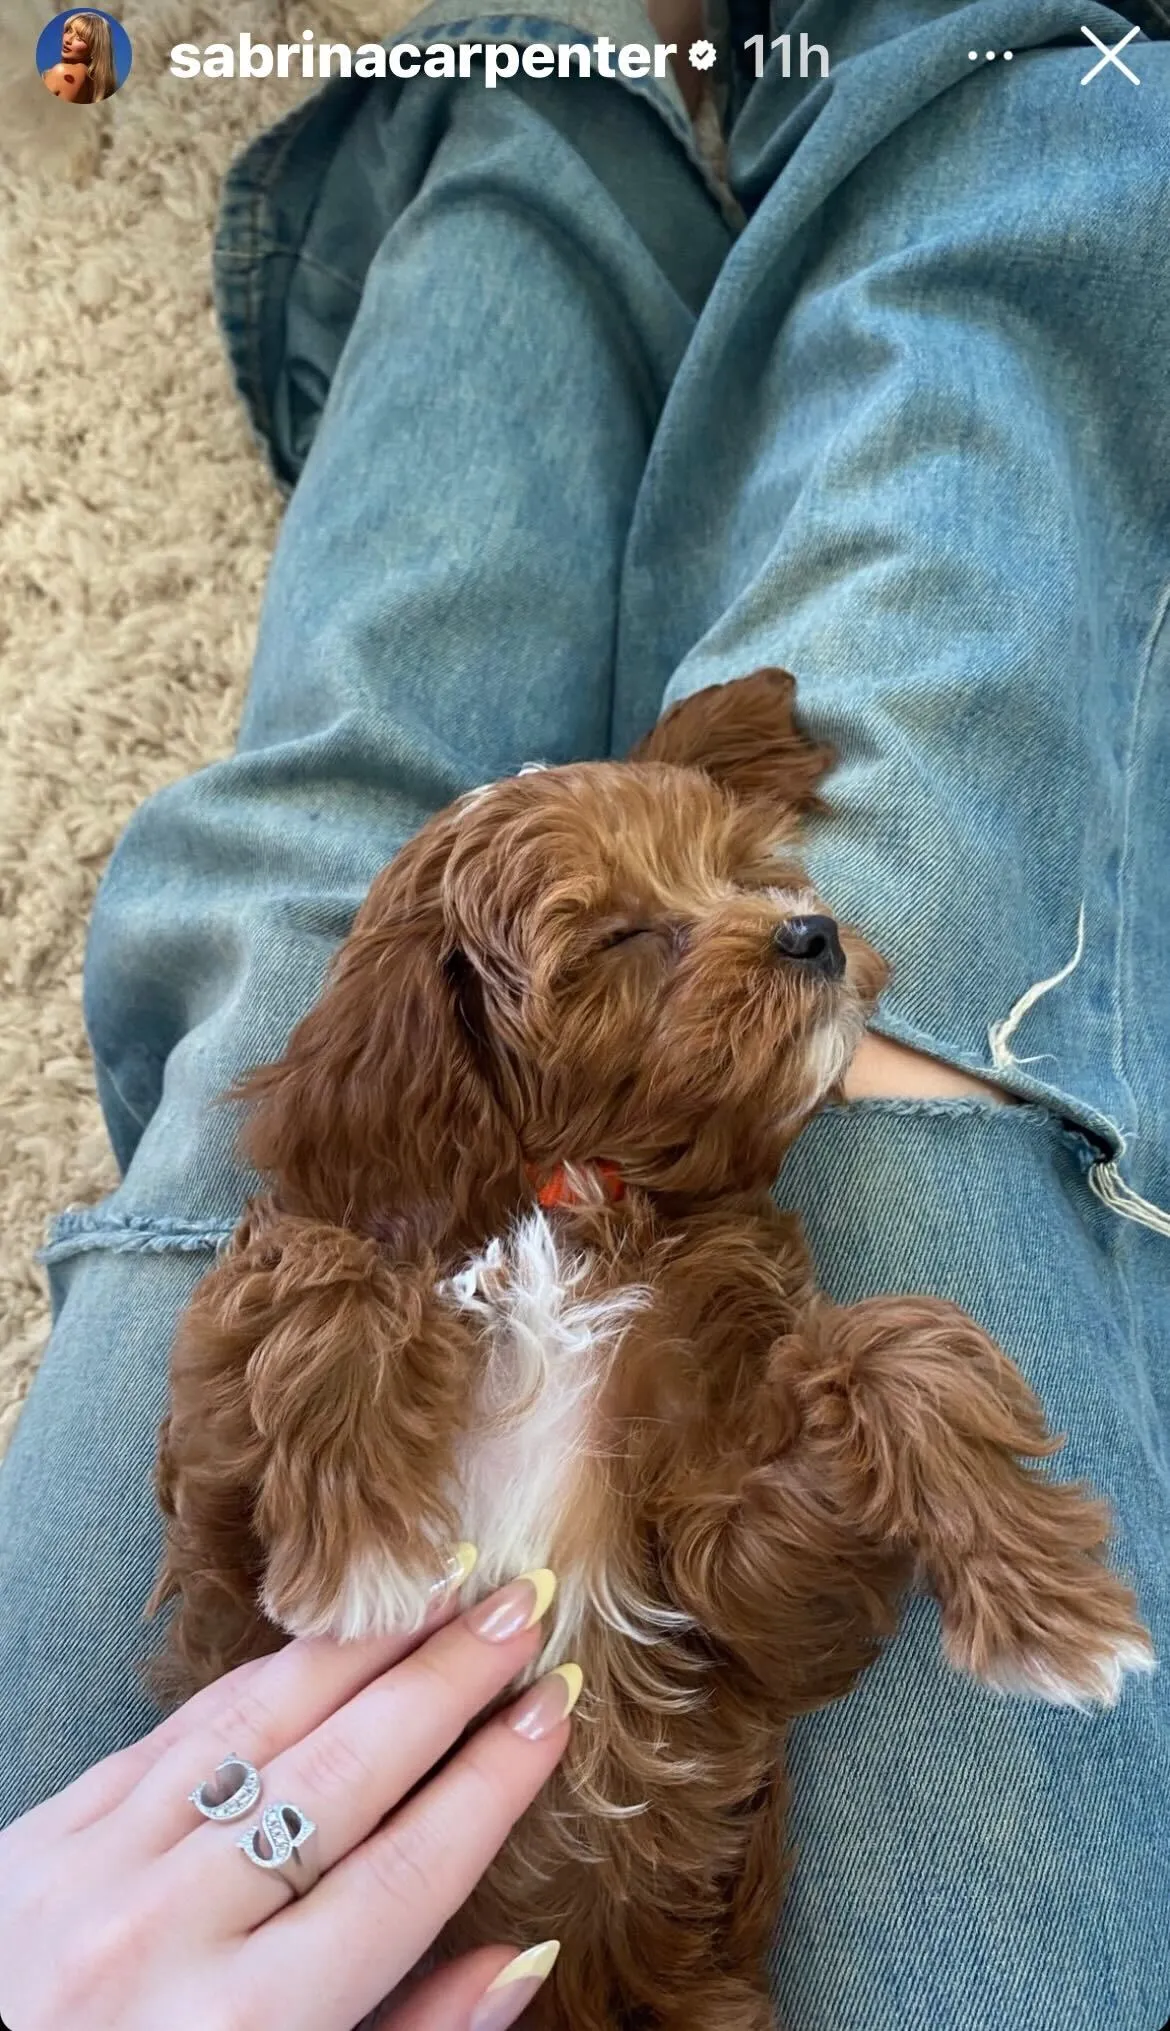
left=150, top=670, right=1152, bottom=2030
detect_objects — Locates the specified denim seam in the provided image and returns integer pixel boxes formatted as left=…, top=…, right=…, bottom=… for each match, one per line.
left=214, top=93, right=339, bottom=489
left=270, top=249, right=366, bottom=298
left=1113, top=578, right=1170, bottom=1152
left=1091, top=579, right=1170, bottom=1280
left=820, top=1097, right=1057, bottom=1123
left=91, top=1050, right=154, bottom=1137
left=830, top=1096, right=1102, bottom=1164
left=217, top=237, right=363, bottom=299
left=37, top=1213, right=231, bottom=1267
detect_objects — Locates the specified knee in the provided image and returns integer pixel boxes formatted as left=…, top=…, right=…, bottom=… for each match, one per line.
left=843, top=1032, right=1012, bottom=1104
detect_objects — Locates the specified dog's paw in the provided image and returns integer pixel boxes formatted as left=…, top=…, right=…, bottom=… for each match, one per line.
left=261, top=1544, right=460, bottom=1644
left=973, top=1629, right=1155, bottom=1711
left=944, top=1554, right=1155, bottom=1712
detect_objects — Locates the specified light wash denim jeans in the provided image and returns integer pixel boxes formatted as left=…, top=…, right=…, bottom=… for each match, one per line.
left=3, top=2, right=1169, bottom=2025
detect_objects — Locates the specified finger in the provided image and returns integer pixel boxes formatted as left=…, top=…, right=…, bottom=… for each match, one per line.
left=245, top=1663, right=580, bottom=2028
left=114, top=1546, right=478, bottom=1855
left=173, top=1572, right=554, bottom=1936
left=0, top=1654, right=271, bottom=1859
left=374, top=1943, right=560, bottom=2031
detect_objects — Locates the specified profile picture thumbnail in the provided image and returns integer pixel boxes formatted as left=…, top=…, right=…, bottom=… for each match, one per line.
left=37, top=10, right=132, bottom=104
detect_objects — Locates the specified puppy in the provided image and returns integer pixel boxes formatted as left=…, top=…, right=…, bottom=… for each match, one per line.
left=151, top=669, right=1152, bottom=2031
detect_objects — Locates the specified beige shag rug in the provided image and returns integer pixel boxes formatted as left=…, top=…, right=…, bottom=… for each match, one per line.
left=0, top=0, right=416, bottom=1455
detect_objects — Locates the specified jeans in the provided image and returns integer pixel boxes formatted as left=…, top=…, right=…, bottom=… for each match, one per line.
left=2, top=1, right=1168, bottom=2025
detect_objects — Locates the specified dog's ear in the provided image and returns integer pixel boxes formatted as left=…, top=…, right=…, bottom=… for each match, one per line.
left=226, top=821, right=523, bottom=1236
left=628, top=668, right=835, bottom=813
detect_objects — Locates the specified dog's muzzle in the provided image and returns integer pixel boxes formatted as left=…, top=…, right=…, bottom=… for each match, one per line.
left=772, top=914, right=845, bottom=982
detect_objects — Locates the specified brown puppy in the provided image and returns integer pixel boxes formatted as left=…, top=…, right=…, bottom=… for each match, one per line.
left=151, top=670, right=1152, bottom=2031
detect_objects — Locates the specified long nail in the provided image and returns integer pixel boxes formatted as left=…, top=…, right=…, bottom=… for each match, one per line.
left=470, top=1941, right=561, bottom=2031
left=431, top=1542, right=479, bottom=1602
left=507, top=1664, right=583, bottom=1741
left=466, top=1569, right=557, bottom=1643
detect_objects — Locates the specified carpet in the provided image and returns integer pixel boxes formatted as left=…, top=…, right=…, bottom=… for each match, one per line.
left=0, top=0, right=414, bottom=1455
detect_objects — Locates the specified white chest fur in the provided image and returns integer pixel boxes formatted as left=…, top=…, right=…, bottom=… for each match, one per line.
left=442, top=1211, right=651, bottom=1669
left=272, top=1211, right=652, bottom=1657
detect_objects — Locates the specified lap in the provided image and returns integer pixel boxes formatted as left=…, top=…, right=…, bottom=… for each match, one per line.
left=774, top=1102, right=1170, bottom=2031
left=2, top=2, right=724, bottom=1820
left=3, top=6, right=1168, bottom=2025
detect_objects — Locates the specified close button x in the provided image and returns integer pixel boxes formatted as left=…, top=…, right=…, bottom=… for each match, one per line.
left=1081, top=23, right=1142, bottom=84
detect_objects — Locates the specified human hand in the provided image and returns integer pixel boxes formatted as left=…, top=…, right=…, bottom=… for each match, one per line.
left=0, top=1558, right=578, bottom=2031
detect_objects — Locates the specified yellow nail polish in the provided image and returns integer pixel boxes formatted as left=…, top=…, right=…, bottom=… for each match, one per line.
left=433, top=1542, right=479, bottom=1598
left=549, top=1661, right=583, bottom=1717
left=452, top=1542, right=479, bottom=1583
left=508, top=1662, right=584, bottom=1741
left=485, top=1940, right=562, bottom=1991
left=515, top=1568, right=557, bottom=1628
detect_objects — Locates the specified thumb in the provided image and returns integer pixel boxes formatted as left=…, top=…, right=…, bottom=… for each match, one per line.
left=371, top=1941, right=561, bottom=2031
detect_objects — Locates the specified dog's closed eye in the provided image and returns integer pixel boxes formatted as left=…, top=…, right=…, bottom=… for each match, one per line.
left=600, top=922, right=690, bottom=961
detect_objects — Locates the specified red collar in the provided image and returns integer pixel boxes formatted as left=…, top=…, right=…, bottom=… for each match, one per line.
left=525, top=1158, right=626, bottom=1210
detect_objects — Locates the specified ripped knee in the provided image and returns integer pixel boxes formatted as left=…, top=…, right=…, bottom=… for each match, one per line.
left=843, top=1032, right=1013, bottom=1105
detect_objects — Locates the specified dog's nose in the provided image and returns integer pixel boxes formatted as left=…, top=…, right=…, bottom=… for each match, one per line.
left=773, top=914, right=845, bottom=980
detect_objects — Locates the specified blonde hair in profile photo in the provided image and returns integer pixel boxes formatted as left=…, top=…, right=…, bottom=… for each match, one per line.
left=58, top=13, right=117, bottom=101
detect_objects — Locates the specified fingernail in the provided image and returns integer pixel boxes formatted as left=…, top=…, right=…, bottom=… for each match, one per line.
left=470, top=1941, right=561, bottom=2031
left=431, top=1542, right=479, bottom=1601
left=466, top=1569, right=557, bottom=1642
left=507, top=1663, right=583, bottom=1741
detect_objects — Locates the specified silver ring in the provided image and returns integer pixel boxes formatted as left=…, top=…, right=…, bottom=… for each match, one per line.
left=237, top=1802, right=321, bottom=1896
left=189, top=1753, right=261, bottom=1823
